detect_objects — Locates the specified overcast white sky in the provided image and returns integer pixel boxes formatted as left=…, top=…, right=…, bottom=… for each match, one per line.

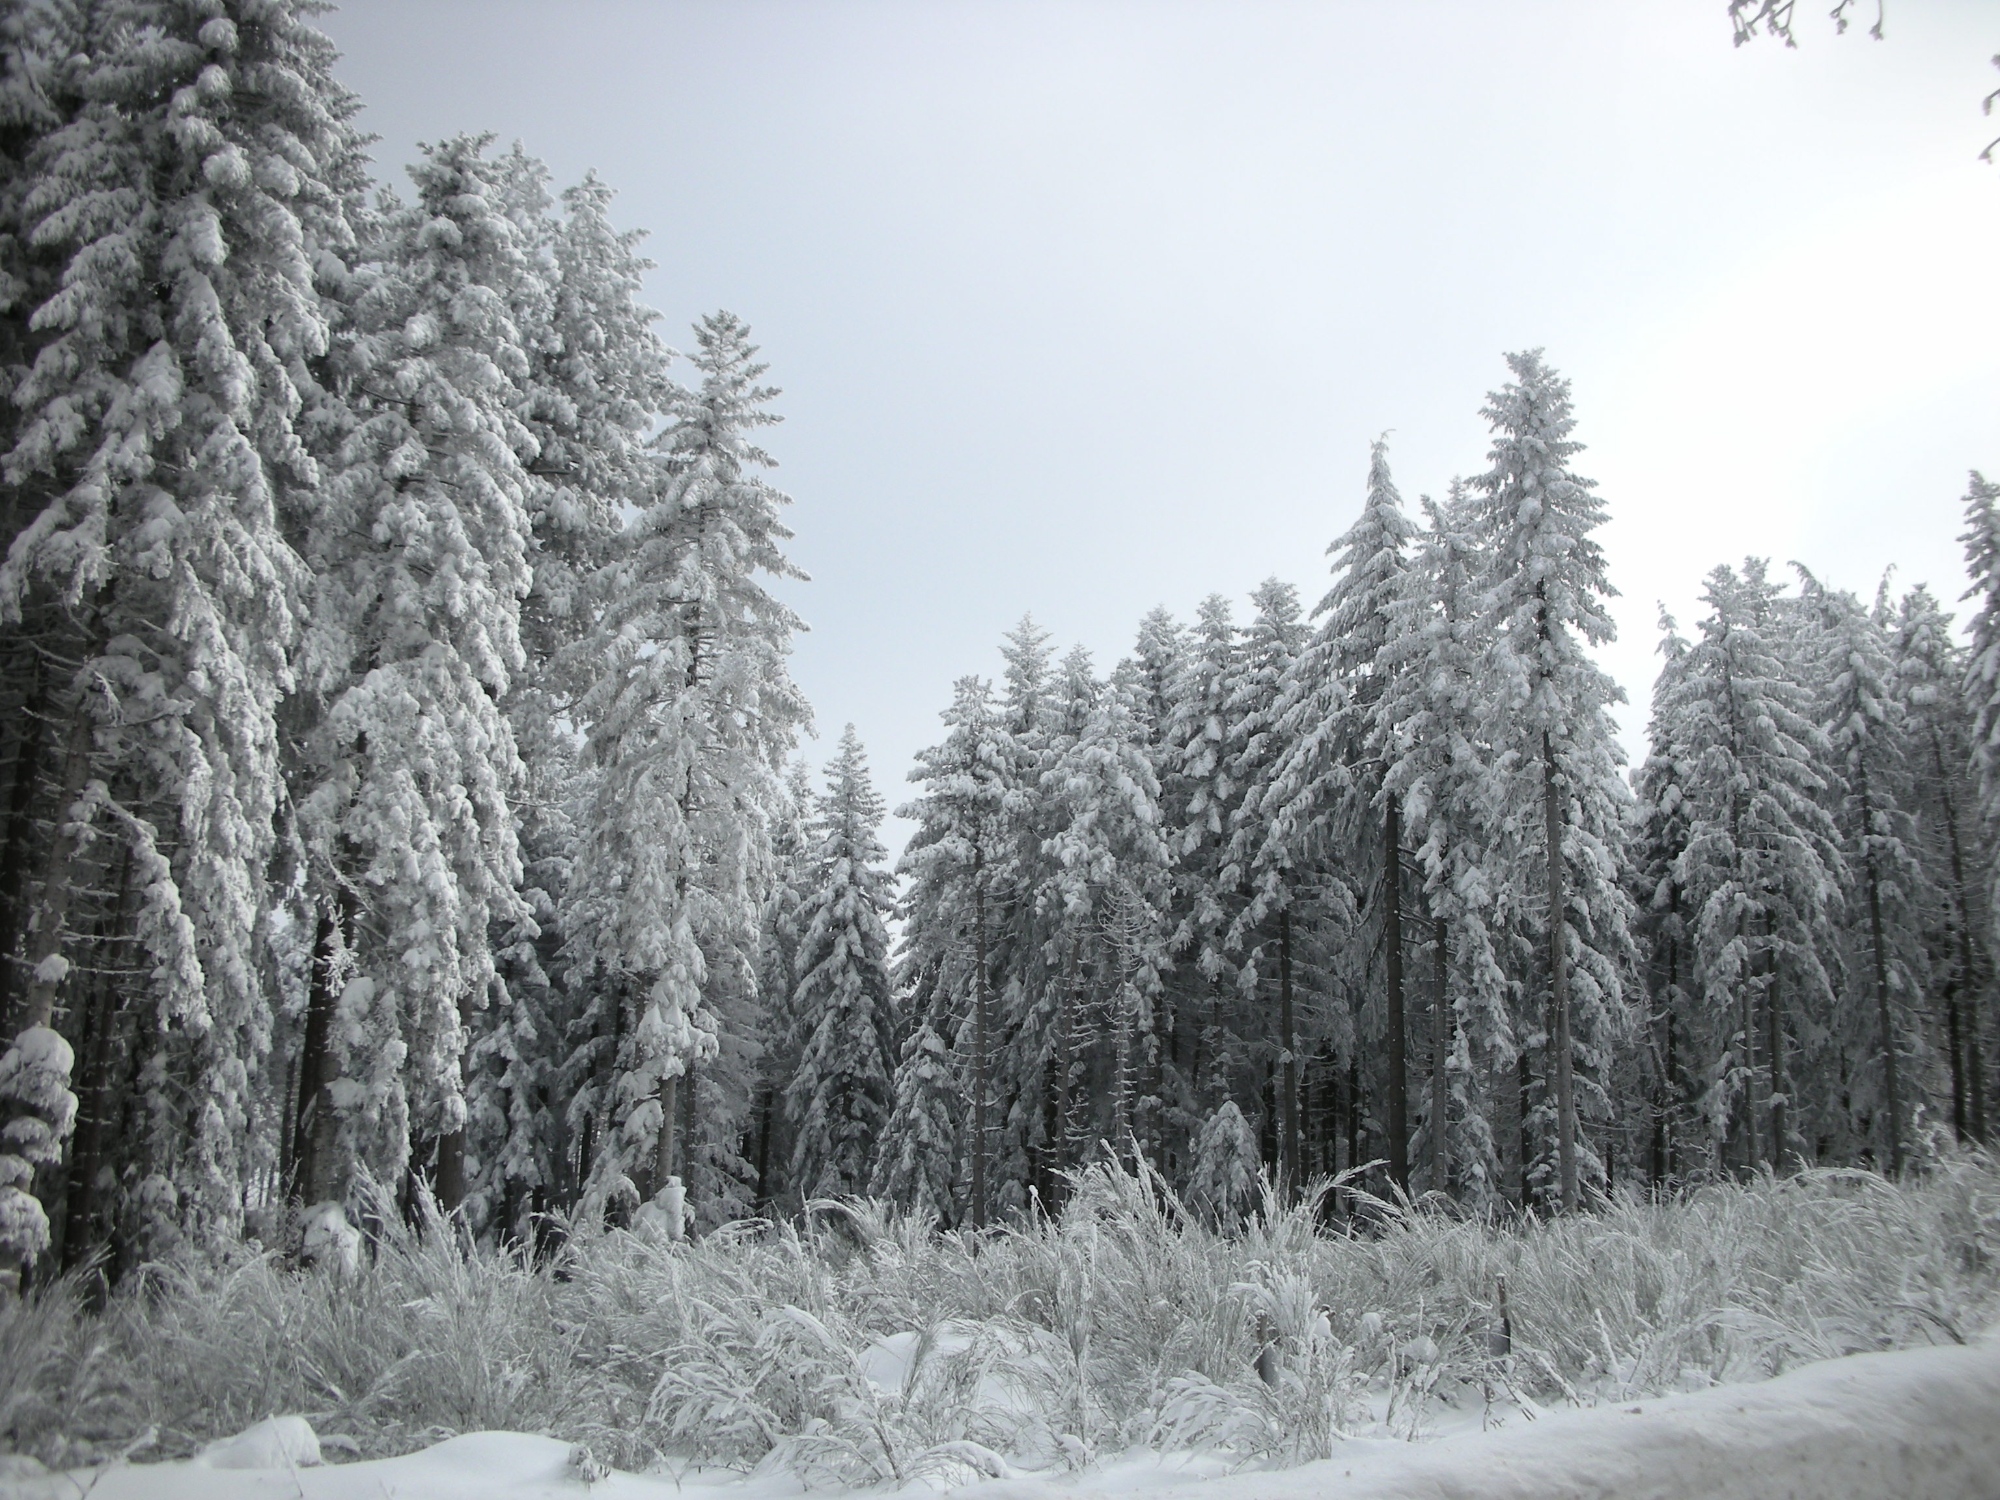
left=319, top=1, right=2000, bottom=851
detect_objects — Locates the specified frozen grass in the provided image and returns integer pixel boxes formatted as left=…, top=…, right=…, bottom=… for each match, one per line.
left=1, top=1155, right=1995, bottom=1479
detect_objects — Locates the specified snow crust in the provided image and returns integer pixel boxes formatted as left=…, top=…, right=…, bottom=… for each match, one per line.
left=7, top=1335, right=1995, bottom=1500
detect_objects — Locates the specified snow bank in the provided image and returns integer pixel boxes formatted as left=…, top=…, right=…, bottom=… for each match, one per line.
left=1103, top=1334, right=2000, bottom=1500
left=5, top=1337, right=1995, bottom=1500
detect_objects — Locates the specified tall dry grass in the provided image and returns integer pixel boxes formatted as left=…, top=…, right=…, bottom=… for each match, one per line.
left=2, top=1156, right=1994, bottom=1478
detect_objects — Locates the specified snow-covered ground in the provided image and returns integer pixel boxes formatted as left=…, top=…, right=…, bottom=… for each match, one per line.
left=6, top=1335, right=1994, bottom=1500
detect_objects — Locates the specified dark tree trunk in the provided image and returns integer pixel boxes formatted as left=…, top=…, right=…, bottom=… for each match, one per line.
left=1430, top=912, right=1449, bottom=1194
left=653, top=1072, right=679, bottom=1199
left=288, top=892, right=354, bottom=1205
left=1766, top=933, right=1788, bottom=1172
left=753, top=1082, right=776, bottom=1208
left=971, top=849, right=988, bottom=1229
left=1932, top=729, right=1987, bottom=1143
left=1383, top=795, right=1407, bottom=1191
left=1278, top=903, right=1299, bottom=1199
left=0, top=660, right=47, bottom=1031
left=14, top=702, right=95, bottom=1036
left=1542, top=734, right=1577, bottom=1210
left=1867, top=851, right=1903, bottom=1175
left=1045, top=933, right=1080, bottom=1206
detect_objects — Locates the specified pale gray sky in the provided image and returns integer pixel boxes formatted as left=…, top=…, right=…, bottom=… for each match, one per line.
left=320, top=1, right=2000, bottom=848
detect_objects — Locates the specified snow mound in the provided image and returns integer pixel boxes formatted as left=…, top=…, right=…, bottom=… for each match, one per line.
left=9, top=1337, right=1997, bottom=1500
left=196, top=1414, right=322, bottom=1470
left=1108, top=1333, right=2000, bottom=1500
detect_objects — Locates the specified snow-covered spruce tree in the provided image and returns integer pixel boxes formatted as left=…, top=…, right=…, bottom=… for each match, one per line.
left=1895, top=582, right=1989, bottom=1143
left=886, top=676, right=1007, bottom=1225
left=1378, top=482, right=1510, bottom=1200
left=564, top=311, right=807, bottom=1230
left=1220, top=580, right=1310, bottom=1171
left=460, top=166, right=680, bottom=1238
left=0, top=0, right=358, bottom=1273
left=1036, top=649, right=1171, bottom=1188
left=293, top=133, right=544, bottom=1208
left=1163, top=597, right=1245, bottom=1097
left=1798, top=570, right=1927, bottom=1172
left=1187, top=1098, right=1261, bottom=1224
left=1660, top=561, right=1841, bottom=1173
left=785, top=727, right=895, bottom=1200
left=1103, top=609, right=1191, bottom=1178
left=987, top=616, right=1063, bottom=1211
left=1630, top=610, right=1698, bottom=1184
left=1960, top=472, right=2000, bottom=1131
left=1315, top=437, right=1419, bottom=1188
left=1466, top=350, right=1634, bottom=1210
left=749, top=759, right=814, bottom=1209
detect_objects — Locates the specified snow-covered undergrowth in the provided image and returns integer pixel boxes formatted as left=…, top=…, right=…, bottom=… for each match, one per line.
left=2, top=1157, right=1995, bottom=1482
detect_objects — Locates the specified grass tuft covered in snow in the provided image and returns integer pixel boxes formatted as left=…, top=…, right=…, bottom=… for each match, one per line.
left=2, top=1156, right=1996, bottom=1479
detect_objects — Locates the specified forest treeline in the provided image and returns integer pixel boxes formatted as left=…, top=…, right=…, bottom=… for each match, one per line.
left=0, top=1, right=1993, bottom=1289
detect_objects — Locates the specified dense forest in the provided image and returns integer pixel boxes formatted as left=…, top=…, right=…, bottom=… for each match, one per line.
left=0, top=0, right=1993, bottom=1294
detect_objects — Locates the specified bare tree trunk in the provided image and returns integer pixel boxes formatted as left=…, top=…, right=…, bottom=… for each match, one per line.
left=1947, top=982, right=1968, bottom=1143
left=289, top=891, right=353, bottom=1205
left=1932, top=729, right=1987, bottom=1143
left=753, top=1082, right=776, bottom=1208
left=14, top=705, right=95, bottom=1036
left=652, top=1071, right=679, bottom=1199
left=1430, top=912, right=1449, bottom=1193
left=1384, top=795, right=1408, bottom=1191
left=1542, top=733, right=1577, bottom=1211
left=1867, top=852, right=1903, bottom=1175
left=0, top=658, right=47, bottom=1031
left=1765, top=929, right=1788, bottom=1172
left=434, top=1001, right=471, bottom=1215
left=1046, top=932, right=1080, bottom=1205
left=971, top=850, right=988, bottom=1229
left=1278, top=903, right=1299, bottom=1200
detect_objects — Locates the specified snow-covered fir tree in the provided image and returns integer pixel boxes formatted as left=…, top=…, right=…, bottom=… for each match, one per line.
left=292, top=133, right=539, bottom=1209
left=564, top=311, right=807, bottom=1228
left=784, top=727, right=896, bottom=1199
left=1465, top=350, right=1634, bottom=1210
left=0, top=0, right=358, bottom=1275
left=1657, top=561, right=1841, bottom=1173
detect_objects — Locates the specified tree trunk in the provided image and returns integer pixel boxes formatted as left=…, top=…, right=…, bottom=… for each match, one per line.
left=1739, top=951, right=1760, bottom=1173
left=1430, top=912, right=1449, bottom=1194
left=14, top=703, right=95, bottom=1036
left=1946, top=982, right=1968, bottom=1143
left=653, top=1071, right=679, bottom=1199
left=1278, top=903, right=1299, bottom=1200
left=1866, top=852, right=1903, bottom=1174
left=0, top=659, right=47, bottom=1032
left=1046, top=932, right=1080, bottom=1205
left=753, top=1082, right=776, bottom=1208
left=1765, top=934, right=1788, bottom=1172
left=1932, top=729, right=1987, bottom=1143
left=1383, top=794, right=1407, bottom=1191
left=971, top=850, right=988, bottom=1229
left=289, top=890, right=356, bottom=1205
left=1542, top=732, right=1577, bottom=1210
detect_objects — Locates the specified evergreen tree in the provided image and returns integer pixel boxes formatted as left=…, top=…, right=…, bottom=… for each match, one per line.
left=293, top=134, right=539, bottom=1206
left=785, top=727, right=895, bottom=1199
left=1466, top=350, right=1634, bottom=1210
left=1800, top=570, right=1925, bottom=1171
left=890, top=676, right=1008, bottom=1225
left=0, top=0, right=359, bottom=1271
left=1379, top=482, right=1508, bottom=1198
left=564, top=311, right=807, bottom=1223
left=1661, top=562, right=1841, bottom=1172
left=1895, top=582, right=1989, bottom=1144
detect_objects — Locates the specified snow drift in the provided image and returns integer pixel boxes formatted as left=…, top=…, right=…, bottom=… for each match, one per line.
left=5, top=1336, right=1996, bottom=1500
